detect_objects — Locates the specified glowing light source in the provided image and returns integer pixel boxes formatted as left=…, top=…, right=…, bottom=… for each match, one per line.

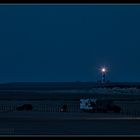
left=101, top=67, right=106, bottom=73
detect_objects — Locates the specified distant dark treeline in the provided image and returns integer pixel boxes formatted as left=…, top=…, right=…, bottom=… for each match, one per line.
left=0, top=82, right=139, bottom=91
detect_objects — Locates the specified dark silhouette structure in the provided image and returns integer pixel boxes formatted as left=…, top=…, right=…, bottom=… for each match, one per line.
left=16, top=104, right=33, bottom=111
left=60, top=104, right=67, bottom=112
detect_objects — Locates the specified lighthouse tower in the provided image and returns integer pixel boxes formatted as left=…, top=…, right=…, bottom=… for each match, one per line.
left=101, top=67, right=106, bottom=83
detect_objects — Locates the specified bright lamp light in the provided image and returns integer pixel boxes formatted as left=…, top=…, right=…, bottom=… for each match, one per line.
left=101, top=67, right=106, bottom=73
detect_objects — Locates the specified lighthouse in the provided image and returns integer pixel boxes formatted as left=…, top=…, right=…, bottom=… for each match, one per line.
left=101, top=67, right=107, bottom=83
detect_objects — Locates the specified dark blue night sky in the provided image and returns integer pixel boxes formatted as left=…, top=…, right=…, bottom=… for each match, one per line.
left=0, top=4, right=140, bottom=83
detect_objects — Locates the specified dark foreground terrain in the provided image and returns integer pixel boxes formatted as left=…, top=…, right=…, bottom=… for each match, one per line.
left=0, top=82, right=140, bottom=136
left=0, top=112, right=140, bottom=135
